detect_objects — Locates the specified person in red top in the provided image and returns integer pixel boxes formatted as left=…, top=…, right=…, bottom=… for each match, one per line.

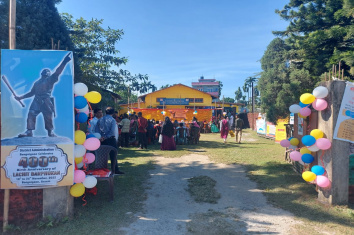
left=137, top=112, right=148, bottom=149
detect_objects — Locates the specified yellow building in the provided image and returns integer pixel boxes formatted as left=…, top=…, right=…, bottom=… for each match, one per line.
left=119, top=84, right=241, bottom=121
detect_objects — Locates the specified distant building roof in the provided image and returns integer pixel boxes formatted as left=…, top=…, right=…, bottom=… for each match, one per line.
left=138, top=83, right=218, bottom=99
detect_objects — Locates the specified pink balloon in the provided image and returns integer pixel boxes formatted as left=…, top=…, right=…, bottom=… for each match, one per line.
left=84, top=137, right=101, bottom=151
left=312, top=98, right=327, bottom=111
left=83, top=153, right=95, bottom=164
left=74, top=170, right=86, bottom=184
left=316, top=138, right=331, bottom=150
left=316, top=175, right=330, bottom=188
left=290, top=151, right=302, bottom=161
left=300, top=107, right=311, bottom=117
left=280, top=139, right=291, bottom=147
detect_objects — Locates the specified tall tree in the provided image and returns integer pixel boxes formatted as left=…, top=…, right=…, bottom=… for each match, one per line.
left=274, top=0, right=354, bottom=79
left=217, top=80, right=223, bottom=98
left=61, top=13, right=156, bottom=94
left=234, top=87, right=243, bottom=102
left=0, top=0, right=75, bottom=72
left=259, top=38, right=313, bottom=123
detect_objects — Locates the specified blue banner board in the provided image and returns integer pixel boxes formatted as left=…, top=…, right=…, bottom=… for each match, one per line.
left=159, top=98, right=189, bottom=105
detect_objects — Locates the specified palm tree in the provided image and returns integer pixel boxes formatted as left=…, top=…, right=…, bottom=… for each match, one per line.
left=242, top=84, right=249, bottom=107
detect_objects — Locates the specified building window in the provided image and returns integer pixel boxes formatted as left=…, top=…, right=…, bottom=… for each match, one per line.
left=188, top=98, right=195, bottom=102
left=195, top=98, right=203, bottom=103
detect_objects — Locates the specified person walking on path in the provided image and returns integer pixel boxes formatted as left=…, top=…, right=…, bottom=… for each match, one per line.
left=95, top=107, right=124, bottom=175
left=220, top=116, right=229, bottom=143
left=235, top=114, right=244, bottom=143
left=160, top=117, right=176, bottom=150
left=120, top=113, right=130, bottom=147
left=137, top=112, right=148, bottom=149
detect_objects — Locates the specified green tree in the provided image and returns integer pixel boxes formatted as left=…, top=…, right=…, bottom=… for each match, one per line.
left=0, top=0, right=75, bottom=72
left=61, top=13, right=156, bottom=94
left=234, top=87, right=243, bottom=102
left=223, top=97, right=235, bottom=103
left=217, top=81, right=223, bottom=98
left=274, top=0, right=354, bottom=79
left=259, top=38, right=314, bottom=123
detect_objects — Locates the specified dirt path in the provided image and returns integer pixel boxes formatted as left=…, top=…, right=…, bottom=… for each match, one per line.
left=119, top=152, right=301, bottom=234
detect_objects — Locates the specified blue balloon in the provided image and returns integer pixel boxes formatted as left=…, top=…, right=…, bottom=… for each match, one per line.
left=86, top=133, right=95, bottom=139
left=74, top=96, right=87, bottom=109
left=302, top=153, right=314, bottom=164
left=75, top=112, right=88, bottom=123
left=299, top=102, right=308, bottom=108
left=302, top=135, right=316, bottom=146
left=311, top=165, right=325, bottom=175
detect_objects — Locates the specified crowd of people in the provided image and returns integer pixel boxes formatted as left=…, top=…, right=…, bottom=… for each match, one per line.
left=88, top=107, right=244, bottom=175
left=88, top=108, right=203, bottom=152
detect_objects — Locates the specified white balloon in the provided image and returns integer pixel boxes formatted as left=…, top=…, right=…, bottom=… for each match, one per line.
left=313, top=86, right=329, bottom=99
left=74, top=145, right=86, bottom=158
left=77, top=105, right=88, bottom=113
left=76, top=162, right=84, bottom=169
left=289, top=104, right=301, bottom=113
left=299, top=160, right=305, bottom=166
left=83, top=176, right=97, bottom=189
left=74, top=83, right=88, bottom=96
left=307, top=144, right=320, bottom=152
left=93, top=133, right=101, bottom=139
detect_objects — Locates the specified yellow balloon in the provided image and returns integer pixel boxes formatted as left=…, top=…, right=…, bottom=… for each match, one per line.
left=75, top=157, right=83, bottom=164
left=302, top=171, right=317, bottom=182
left=310, top=129, right=324, bottom=140
left=298, top=113, right=306, bottom=118
left=300, top=148, right=311, bottom=154
left=75, top=130, right=86, bottom=145
left=289, top=138, right=299, bottom=146
left=70, top=183, right=85, bottom=197
left=84, top=91, right=102, bottom=104
left=300, top=93, right=316, bottom=104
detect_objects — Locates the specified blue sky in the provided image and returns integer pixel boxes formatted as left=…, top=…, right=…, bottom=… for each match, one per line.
left=57, top=0, right=289, bottom=99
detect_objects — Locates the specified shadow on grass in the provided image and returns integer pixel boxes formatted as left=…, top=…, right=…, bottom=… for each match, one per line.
left=244, top=161, right=354, bottom=230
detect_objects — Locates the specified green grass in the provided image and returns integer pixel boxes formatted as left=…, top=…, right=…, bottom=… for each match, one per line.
left=11, top=130, right=354, bottom=234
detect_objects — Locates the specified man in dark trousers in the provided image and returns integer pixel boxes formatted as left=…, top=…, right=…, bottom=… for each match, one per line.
left=235, top=115, right=244, bottom=144
left=95, top=107, right=124, bottom=175
left=137, top=112, right=148, bottom=149
left=15, top=53, right=72, bottom=137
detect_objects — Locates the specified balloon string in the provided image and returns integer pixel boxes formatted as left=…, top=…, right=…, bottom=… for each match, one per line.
left=319, top=150, right=328, bottom=177
left=82, top=193, right=87, bottom=206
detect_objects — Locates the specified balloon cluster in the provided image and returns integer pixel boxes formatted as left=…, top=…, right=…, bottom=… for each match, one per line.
left=280, top=129, right=331, bottom=188
left=193, top=110, right=198, bottom=115
left=74, top=83, right=102, bottom=123
left=289, top=86, right=329, bottom=117
left=70, top=83, right=102, bottom=198
left=161, top=111, right=166, bottom=115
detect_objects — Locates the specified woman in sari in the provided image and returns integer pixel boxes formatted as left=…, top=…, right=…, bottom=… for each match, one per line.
left=220, top=116, right=229, bottom=143
left=160, top=117, right=176, bottom=150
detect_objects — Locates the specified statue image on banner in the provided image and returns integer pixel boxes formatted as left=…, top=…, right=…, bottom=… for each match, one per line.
left=1, top=50, right=74, bottom=146
left=12, top=53, right=72, bottom=138
left=1, top=50, right=75, bottom=188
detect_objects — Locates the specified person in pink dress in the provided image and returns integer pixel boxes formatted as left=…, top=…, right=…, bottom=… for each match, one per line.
left=220, top=116, right=229, bottom=143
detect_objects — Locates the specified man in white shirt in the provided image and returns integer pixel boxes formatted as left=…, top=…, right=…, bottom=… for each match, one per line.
left=88, top=108, right=103, bottom=134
